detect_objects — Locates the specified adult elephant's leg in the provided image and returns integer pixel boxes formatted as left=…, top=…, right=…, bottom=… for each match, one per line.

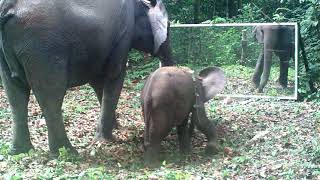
left=90, top=79, right=119, bottom=129
left=96, top=69, right=126, bottom=140
left=0, top=54, right=33, bottom=154
left=277, top=53, right=289, bottom=88
left=252, top=49, right=264, bottom=88
left=96, top=31, right=133, bottom=140
left=33, top=88, right=74, bottom=153
left=89, top=80, right=104, bottom=105
left=28, top=55, right=75, bottom=154
left=258, top=49, right=273, bottom=93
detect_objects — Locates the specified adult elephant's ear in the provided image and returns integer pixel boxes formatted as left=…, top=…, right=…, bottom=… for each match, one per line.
left=198, top=67, right=226, bottom=102
left=144, top=0, right=168, bottom=54
left=253, top=26, right=264, bottom=43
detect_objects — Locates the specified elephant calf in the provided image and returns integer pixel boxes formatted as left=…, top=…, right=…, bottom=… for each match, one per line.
left=141, top=66, right=226, bottom=164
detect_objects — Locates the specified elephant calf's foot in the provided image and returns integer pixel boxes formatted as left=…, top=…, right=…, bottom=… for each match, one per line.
left=144, top=154, right=161, bottom=168
left=205, top=142, right=219, bottom=155
left=179, top=144, right=192, bottom=154
left=144, top=146, right=161, bottom=167
left=9, top=143, right=34, bottom=155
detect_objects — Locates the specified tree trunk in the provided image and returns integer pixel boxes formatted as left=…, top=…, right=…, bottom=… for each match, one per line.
left=226, top=0, right=229, bottom=18
left=237, top=0, right=242, bottom=13
left=228, top=0, right=237, bottom=17
left=240, top=29, right=248, bottom=65
left=193, top=0, right=200, bottom=23
left=213, top=0, right=216, bottom=18
left=298, top=23, right=316, bottom=95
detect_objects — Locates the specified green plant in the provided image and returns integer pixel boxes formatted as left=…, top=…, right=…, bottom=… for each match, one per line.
left=78, top=167, right=113, bottom=179
left=58, top=147, right=80, bottom=163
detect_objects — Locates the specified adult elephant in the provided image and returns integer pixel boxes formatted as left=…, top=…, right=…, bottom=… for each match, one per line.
left=252, top=25, right=295, bottom=92
left=0, top=0, right=174, bottom=154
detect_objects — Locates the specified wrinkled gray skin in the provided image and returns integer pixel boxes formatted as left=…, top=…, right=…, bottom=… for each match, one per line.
left=141, top=66, right=225, bottom=165
left=0, top=0, right=174, bottom=154
left=252, top=25, right=295, bottom=92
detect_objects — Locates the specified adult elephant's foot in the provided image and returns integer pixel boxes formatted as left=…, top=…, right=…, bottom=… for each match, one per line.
left=252, top=76, right=260, bottom=89
left=9, top=143, right=34, bottom=155
left=96, top=120, right=117, bottom=141
left=276, top=78, right=288, bottom=88
left=279, top=82, right=288, bottom=89
left=95, top=125, right=116, bottom=142
left=113, top=119, right=120, bottom=129
left=95, top=132, right=116, bottom=142
left=257, top=86, right=264, bottom=93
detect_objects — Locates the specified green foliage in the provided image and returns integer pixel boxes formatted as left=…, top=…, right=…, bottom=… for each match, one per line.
left=127, top=51, right=158, bottom=80
left=0, top=140, right=10, bottom=156
left=170, top=26, right=261, bottom=67
left=237, top=4, right=267, bottom=22
left=78, top=167, right=113, bottom=179
left=165, top=0, right=320, bottom=100
left=164, top=170, right=192, bottom=180
left=58, top=147, right=80, bottom=163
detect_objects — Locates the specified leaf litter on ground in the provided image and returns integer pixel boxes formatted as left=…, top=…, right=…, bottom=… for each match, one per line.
left=0, top=75, right=319, bottom=179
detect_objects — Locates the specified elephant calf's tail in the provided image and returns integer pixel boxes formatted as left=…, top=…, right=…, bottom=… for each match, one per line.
left=142, top=92, right=153, bottom=148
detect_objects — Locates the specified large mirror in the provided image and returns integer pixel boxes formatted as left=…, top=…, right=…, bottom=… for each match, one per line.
left=170, top=23, right=298, bottom=99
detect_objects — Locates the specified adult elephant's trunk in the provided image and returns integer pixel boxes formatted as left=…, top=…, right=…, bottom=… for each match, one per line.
left=258, top=46, right=273, bottom=92
left=191, top=78, right=218, bottom=154
left=156, top=23, right=174, bottom=66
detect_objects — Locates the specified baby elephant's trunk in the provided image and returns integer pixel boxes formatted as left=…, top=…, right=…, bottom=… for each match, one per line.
left=191, top=79, right=219, bottom=155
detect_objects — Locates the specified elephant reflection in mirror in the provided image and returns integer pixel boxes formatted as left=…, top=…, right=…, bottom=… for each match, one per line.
left=252, top=25, right=295, bottom=92
left=141, top=66, right=225, bottom=165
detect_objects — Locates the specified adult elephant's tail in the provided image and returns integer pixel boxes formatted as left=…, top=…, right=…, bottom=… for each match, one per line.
left=0, top=0, right=28, bottom=86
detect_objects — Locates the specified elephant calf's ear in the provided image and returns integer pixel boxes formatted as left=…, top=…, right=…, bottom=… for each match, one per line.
left=147, top=0, right=168, bottom=54
left=199, top=67, right=226, bottom=102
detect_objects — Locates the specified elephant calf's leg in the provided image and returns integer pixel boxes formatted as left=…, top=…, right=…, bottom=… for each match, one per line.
left=177, top=122, right=191, bottom=154
left=144, top=142, right=161, bottom=166
left=143, top=111, right=170, bottom=166
left=192, top=108, right=218, bottom=155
